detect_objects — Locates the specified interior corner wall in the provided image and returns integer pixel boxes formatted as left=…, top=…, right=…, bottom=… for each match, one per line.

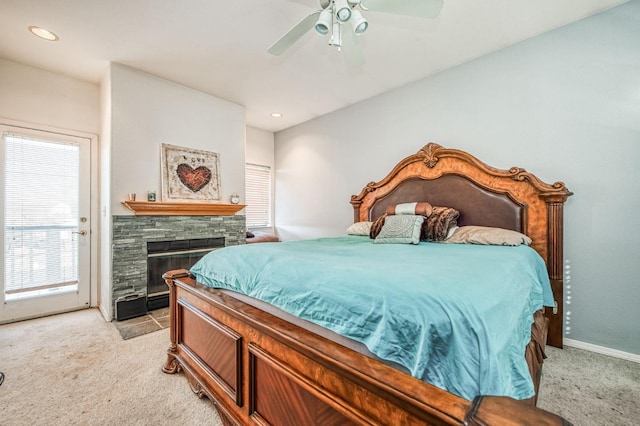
left=274, top=2, right=640, bottom=356
left=99, top=67, right=113, bottom=320
left=109, top=63, right=246, bottom=215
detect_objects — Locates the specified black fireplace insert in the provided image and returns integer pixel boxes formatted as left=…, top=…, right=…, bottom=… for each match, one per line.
left=146, top=237, right=224, bottom=311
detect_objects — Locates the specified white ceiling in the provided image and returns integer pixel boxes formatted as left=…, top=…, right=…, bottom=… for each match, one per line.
left=0, top=0, right=627, bottom=132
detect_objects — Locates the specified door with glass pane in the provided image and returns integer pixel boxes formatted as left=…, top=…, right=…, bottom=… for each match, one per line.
left=0, top=126, right=91, bottom=323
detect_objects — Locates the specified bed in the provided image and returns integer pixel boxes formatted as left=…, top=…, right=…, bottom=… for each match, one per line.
left=162, top=143, right=573, bottom=425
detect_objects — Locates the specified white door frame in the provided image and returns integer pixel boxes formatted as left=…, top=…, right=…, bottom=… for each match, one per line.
left=0, top=118, right=99, bottom=321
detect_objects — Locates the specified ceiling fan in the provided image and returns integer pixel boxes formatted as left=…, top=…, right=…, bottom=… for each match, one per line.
left=268, top=0, right=444, bottom=56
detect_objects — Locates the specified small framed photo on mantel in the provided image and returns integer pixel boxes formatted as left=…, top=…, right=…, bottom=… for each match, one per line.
left=160, top=143, right=221, bottom=202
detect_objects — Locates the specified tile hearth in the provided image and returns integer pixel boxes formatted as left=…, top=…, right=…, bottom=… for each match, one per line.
left=113, top=307, right=169, bottom=340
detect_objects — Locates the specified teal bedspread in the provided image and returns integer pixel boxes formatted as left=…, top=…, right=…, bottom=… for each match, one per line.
left=190, top=236, right=554, bottom=401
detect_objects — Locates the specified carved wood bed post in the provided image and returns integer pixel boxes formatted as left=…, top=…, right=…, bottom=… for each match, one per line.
left=543, top=193, right=572, bottom=348
left=162, top=269, right=190, bottom=374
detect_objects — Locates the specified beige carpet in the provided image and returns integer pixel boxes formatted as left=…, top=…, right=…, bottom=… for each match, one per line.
left=1, top=308, right=638, bottom=425
left=538, top=345, right=640, bottom=425
left=0, top=309, right=219, bottom=426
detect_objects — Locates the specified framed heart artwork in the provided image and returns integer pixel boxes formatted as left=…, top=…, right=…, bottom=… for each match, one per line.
left=160, top=143, right=221, bottom=202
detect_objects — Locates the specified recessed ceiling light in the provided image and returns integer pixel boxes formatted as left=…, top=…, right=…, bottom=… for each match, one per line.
left=28, top=26, right=59, bottom=41
left=271, top=112, right=283, bottom=118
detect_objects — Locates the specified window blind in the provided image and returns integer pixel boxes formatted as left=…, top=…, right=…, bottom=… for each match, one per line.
left=245, top=163, right=271, bottom=228
left=3, top=133, right=80, bottom=297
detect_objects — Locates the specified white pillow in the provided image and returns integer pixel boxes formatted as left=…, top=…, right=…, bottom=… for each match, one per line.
left=446, top=226, right=532, bottom=246
left=346, top=221, right=372, bottom=236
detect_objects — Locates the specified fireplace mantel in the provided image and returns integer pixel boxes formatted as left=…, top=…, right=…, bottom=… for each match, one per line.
left=122, top=200, right=246, bottom=216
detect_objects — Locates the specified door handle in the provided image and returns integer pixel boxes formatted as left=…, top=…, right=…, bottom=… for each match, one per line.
left=72, top=230, right=87, bottom=236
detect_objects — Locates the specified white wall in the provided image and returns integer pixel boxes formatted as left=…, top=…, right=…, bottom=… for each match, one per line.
left=0, top=59, right=99, bottom=133
left=246, top=126, right=275, bottom=232
left=246, top=126, right=275, bottom=168
left=275, top=2, right=640, bottom=356
left=109, top=64, right=246, bottom=215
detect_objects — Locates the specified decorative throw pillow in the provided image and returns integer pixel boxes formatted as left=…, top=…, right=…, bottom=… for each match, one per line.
left=369, top=214, right=388, bottom=239
left=346, top=221, right=373, bottom=236
left=446, top=226, right=532, bottom=246
left=385, top=202, right=433, bottom=217
left=421, top=206, right=459, bottom=241
left=374, top=215, right=424, bottom=244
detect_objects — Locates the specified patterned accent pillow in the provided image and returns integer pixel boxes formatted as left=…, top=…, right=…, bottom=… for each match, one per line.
left=346, top=221, right=373, bottom=236
left=446, top=226, right=532, bottom=246
left=374, top=215, right=424, bottom=245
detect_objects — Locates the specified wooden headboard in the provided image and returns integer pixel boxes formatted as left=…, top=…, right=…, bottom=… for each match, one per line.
left=351, top=143, right=573, bottom=347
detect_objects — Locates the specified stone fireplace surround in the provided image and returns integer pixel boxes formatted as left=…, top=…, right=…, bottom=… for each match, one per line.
left=111, top=215, right=245, bottom=316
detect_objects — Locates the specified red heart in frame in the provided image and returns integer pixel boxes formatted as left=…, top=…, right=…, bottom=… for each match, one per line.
left=176, top=163, right=212, bottom=193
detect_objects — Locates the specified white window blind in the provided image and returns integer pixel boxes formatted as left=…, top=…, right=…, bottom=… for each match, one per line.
left=245, top=163, right=271, bottom=228
left=3, top=133, right=80, bottom=299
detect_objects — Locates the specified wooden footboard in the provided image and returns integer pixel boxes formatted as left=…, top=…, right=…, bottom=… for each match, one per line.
left=162, top=270, right=570, bottom=426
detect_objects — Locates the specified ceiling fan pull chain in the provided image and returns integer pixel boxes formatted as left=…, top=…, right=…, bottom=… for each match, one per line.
left=329, top=16, right=343, bottom=50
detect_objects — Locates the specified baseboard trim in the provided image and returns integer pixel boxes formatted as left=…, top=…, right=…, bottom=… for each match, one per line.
left=98, top=302, right=111, bottom=321
left=564, top=338, right=640, bottom=364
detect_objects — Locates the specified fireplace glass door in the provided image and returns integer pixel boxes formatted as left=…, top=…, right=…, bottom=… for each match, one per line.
left=146, top=237, right=224, bottom=310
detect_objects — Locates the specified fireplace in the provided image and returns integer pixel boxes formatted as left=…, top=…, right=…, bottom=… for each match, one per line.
left=111, top=214, right=245, bottom=319
left=146, top=237, right=224, bottom=310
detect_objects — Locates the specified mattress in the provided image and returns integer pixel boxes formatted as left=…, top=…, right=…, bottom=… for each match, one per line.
left=190, top=235, right=554, bottom=400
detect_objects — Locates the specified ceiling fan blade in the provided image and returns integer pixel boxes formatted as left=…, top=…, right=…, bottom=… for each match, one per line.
left=362, top=0, right=444, bottom=18
left=267, top=10, right=322, bottom=56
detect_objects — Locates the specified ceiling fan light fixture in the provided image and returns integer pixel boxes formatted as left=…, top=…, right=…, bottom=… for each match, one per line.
left=350, top=9, right=368, bottom=34
left=269, top=0, right=444, bottom=55
left=334, top=0, right=352, bottom=23
left=315, top=8, right=332, bottom=36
